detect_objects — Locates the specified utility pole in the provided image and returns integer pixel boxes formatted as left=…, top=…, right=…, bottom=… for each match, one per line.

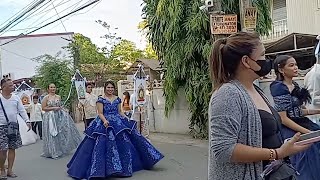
left=209, top=0, right=257, bottom=38
left=210, top=0, right=226, bottom=41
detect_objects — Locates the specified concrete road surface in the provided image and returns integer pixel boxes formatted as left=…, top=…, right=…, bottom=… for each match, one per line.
left=12, top=134, right=208, bottom=180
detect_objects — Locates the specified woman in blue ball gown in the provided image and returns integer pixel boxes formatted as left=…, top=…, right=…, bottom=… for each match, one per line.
left=67, top=80, right=164, bottom=179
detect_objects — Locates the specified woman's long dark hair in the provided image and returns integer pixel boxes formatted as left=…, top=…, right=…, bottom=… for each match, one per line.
left=273, top=55, right=293, bottom=81
left=273, top=55, right=312, bottom=104
left=104, top=80, right=116, bottom=95
left=104, top=80, right=115, bottom=90
left=123, top=91, right=130, bottom=104
left=209, top=32, right=261, bottom=90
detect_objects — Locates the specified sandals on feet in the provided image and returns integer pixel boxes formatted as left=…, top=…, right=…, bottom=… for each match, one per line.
left=0, top=175, right=7, bottom=180
left=7, top=173, right=17, bottom=178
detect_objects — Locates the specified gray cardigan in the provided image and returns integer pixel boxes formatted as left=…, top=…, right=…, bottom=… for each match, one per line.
left=208, top=80, right=263, bottom=180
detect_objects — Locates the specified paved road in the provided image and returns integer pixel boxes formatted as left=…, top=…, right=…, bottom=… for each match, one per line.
left=12, top=137, right=208, bottom=180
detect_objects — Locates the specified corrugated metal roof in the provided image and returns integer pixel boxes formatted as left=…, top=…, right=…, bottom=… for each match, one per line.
left=126, top=59, right=162, bottom=74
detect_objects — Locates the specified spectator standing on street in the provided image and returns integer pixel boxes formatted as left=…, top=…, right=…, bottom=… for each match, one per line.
left=78, top=83, right=98, bottom=129
left=0, top=78, right=31, bottom=179
left=27, top=96, right=43, bottom=140
left=208, top=32, right=309, bottom=180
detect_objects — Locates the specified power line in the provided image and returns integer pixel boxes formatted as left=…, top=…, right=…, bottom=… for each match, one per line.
left=0, top=0, right=38, bottom=28
left=0, top=0, right=46, bottom=33
left=74, top=0, right=101, bottom=15
left=0, top=0, right=101, bottom=47
left=69, top=0, right=86, bottom=12
left=0, top=0, right=54, bottom=35
left=22, top=0, right=69, bottom=21
left=2, top=27, right=40, bottom=32
left=25, top=0, right=81, bottom=33
left=21, top=0, right=69, bottom=31
left=0, top=0, right=74, bottom=36
left=0, top=0, right=69, bottom=36
left=47, top=0, right=99, bottom=31
left=14, top=0, right=87, bottom=35
left=51, top=0, right=67, bottom=32
left=0, top=48, right=34, bottom=61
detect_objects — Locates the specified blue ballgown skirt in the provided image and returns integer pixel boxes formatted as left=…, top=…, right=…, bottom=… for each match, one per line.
left=67, top=113, right=164, bottom=180
left=281, top=117, right=320, bottom=180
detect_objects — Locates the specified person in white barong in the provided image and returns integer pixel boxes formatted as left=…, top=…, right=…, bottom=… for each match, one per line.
left=304, top=35, right=320, bottom=123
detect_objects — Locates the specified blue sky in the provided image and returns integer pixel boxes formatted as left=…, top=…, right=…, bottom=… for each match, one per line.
left=0, top=0, right=147, bottom=49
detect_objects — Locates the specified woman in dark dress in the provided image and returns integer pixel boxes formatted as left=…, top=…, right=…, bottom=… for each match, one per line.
left=270, top=55, right=320, bottom=180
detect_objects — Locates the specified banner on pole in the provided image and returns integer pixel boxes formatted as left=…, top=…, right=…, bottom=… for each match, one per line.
left=74, top=81, right=86, bottom=99
left=134, top=78, right=147, bottom=106
left=244, top=7, right=257, bottom=30
left=15, top=89, right=34, bottom=106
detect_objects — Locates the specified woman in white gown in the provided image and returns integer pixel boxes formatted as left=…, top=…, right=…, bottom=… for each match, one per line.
left=17, top=114, right=38, bottom=146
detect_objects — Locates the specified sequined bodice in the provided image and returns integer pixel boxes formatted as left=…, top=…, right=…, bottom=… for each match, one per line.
left=99, top=97, right=120, bottom=115
left=47, top=99, right=61, bottom=107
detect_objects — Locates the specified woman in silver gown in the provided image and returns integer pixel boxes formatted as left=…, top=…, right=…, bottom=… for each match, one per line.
left=41, top=83, right=82, bottom=159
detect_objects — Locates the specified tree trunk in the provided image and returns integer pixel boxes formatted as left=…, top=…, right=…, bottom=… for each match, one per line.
left=211, top=0, right=227, bottom=41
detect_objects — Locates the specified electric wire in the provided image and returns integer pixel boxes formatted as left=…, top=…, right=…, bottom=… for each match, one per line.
left=25, top=0, right=83, bottom=33
left=21, top=0, right=70, bottom=31
left=0, top=48, right=33, bottom=60
left=0, top=0, right=101, bottom=47
left=47, top=0, right=99, bottom=31
left=0, top=0, right=54, bottom=35
left=0, top=0, right=71, bottom=36
left=22, top=0, right=71, bottom=21
left=0, top=0, right=46, bottom=33
left=51, top=0, right=68, bottom=32
left=0, top=0, right=38, bottom=27
left=0, top=0, right=100, bottom=59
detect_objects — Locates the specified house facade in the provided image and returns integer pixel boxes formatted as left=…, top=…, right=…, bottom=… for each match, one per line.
left=263, top=0, right=320, bottom=42
left=0, top=32, right=73, bottom=79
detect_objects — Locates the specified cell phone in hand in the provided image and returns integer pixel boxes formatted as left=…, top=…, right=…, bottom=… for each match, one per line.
left=285, top=130, right=320, bottom=145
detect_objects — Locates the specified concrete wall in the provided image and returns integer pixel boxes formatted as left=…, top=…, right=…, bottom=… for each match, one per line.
left=148, top=88, right=191, bottom=134
left=118, top=80, right=191, bottom=134
left=117, top=77, right=308, bottom=135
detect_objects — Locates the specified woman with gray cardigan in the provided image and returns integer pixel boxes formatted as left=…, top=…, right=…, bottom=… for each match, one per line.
left=208, top=32, right=310, bottom=180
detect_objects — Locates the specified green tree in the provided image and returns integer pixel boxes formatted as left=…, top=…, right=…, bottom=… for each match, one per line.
left=96, top=20, right=122, bottom=57
left=142, top=0, right=272, bottom=138
left=33, top=54, right=75, bottom=109
left=66, top=33, right=106, bottom=65
left=109, top=39, right=144, bottom=68
left=143, top=43, right=158, bottom=59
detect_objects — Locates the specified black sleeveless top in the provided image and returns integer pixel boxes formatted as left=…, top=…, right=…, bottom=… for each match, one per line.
left=258, top=108, right=283, bottom=167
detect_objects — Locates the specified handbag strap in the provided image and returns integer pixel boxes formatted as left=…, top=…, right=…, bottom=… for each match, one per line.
left=254, top=85, right=285, bottom=144
left=0, top=97, right=9, bottom=123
